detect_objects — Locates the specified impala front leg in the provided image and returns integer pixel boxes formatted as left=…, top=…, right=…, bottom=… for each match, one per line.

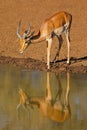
left=65, top=30, right=70, bottom=64
left=52, top=35, right=63, bottom=63
left=46, top=38, right=52, bottom=70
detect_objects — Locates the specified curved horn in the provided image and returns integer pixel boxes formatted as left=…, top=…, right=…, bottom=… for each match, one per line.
left=26, top=22, right=31, bottom=35
left=17, top=20, right=22, bottom=39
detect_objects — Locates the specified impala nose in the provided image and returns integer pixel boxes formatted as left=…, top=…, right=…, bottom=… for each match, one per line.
left=19, top=50, right=24, bottom=54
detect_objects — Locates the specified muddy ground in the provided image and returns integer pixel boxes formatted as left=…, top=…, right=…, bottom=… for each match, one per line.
left=0, top=0, right=87, bottom=73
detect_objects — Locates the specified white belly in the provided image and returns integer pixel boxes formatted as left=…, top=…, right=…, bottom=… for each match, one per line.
left=54, top=23, right=67, bottom=36
left=54, top=26, right=65, bottom=36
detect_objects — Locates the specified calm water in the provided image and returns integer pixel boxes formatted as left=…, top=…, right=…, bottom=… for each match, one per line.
left=0, top=64, right=87, bottom=130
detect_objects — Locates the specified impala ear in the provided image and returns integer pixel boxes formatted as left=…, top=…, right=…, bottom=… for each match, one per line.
left=23, top=30, right=29, bottom=39
left=29, top=31, right=35, bottom=39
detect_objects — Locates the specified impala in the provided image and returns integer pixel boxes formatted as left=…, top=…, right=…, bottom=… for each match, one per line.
left=17, top=11, right=72, bottom=69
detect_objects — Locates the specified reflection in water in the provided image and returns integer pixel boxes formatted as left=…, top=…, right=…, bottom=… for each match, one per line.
left=0, top=65, right=87, bottom=130
left=17, top=72, right=71, bottom=123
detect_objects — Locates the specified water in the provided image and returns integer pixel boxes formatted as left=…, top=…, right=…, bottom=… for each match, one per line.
left=0, top=64, right=87, bottom=130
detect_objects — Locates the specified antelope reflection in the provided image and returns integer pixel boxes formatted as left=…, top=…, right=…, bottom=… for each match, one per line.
left=17, top=72, right=71, bottom=123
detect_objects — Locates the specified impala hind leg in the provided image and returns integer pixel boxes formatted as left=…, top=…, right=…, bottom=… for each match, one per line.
left=46, top=38, right=52, bottom=69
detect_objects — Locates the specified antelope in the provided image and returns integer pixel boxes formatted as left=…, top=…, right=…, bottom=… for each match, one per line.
left=17, top=11, right=72, bottom=69
left=17, top=72, right=71, bottom=123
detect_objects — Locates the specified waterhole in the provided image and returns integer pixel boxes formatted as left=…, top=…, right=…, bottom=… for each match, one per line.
left=0, top=64, right=87, bottom=130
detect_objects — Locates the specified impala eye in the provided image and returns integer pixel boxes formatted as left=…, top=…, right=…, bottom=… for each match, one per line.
left=25, top=41, right=28, bottom=44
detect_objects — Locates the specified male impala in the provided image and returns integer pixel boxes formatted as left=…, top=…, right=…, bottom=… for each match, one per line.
left=17, top=11, right=72, bottom=69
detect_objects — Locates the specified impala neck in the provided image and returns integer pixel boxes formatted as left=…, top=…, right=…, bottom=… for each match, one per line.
left=30, top=31, right=45, bottom=43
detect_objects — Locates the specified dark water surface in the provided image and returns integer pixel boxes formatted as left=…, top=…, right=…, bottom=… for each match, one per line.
left=0, top=64, right=87, bottom=130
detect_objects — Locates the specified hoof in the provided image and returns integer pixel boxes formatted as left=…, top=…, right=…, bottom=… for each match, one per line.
left=50, top=60, right=56, bottom=64
left=47, top=68, right=51, bottom=72
left=47, top=66, right=51, bottom=71
left=47, top=67, right=51, bottom=71
left=19, top=50, right=23, bottom=54
left=67, top=61, right=71, bottom=65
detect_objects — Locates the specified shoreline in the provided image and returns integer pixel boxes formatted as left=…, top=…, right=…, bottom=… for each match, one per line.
left=0, top=56, right=87, bottom=74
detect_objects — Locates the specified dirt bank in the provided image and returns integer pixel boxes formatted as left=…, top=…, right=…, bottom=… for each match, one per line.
left=0, top=56, right=87, bottom=73
left=0, top=0, right=87, bottom=73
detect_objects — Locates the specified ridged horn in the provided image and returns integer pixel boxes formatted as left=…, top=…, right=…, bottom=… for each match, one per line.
left=17, top=20, right=22, bottom=39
